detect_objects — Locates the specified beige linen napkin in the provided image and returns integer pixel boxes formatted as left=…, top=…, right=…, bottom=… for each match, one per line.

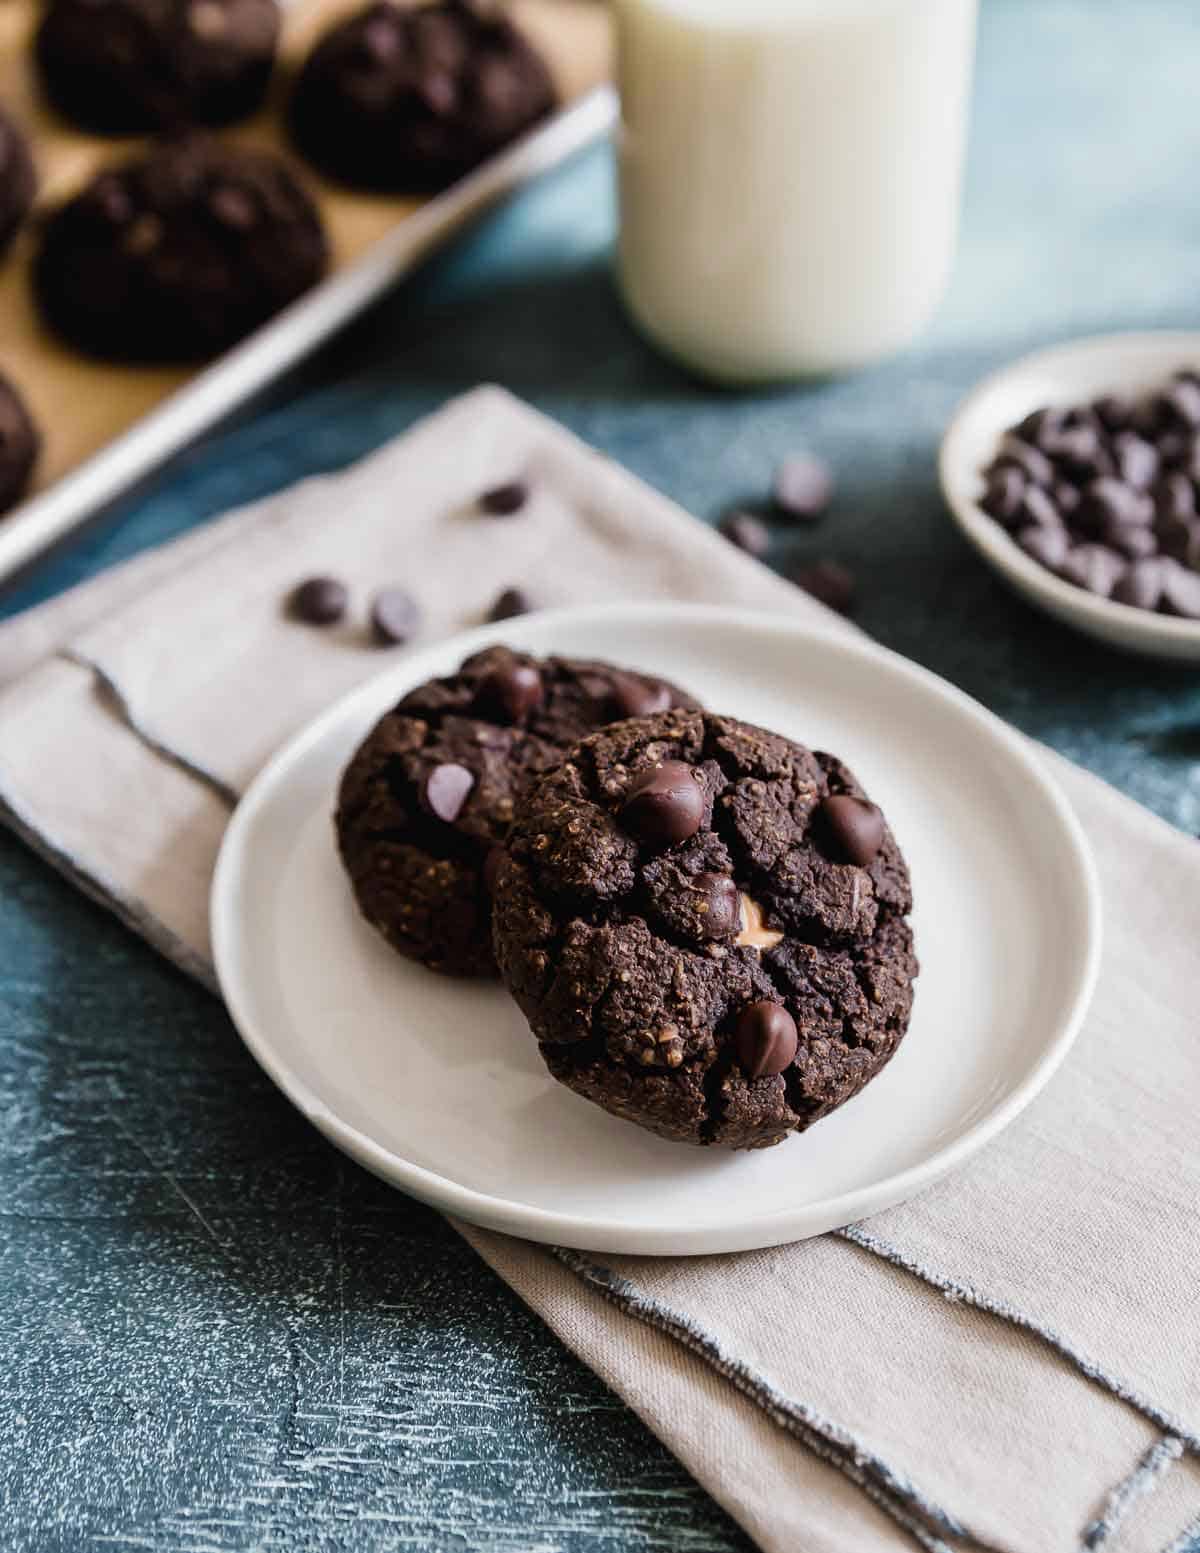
left=1, top=387, right=1197, bottom=1553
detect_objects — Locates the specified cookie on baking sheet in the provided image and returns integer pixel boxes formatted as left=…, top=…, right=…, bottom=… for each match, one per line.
left=492, top=709, right=917, bottom=1150
left=0, top=106, right=36, bottom=252
left=335, top=647, right=700, bottom=978
left=32, top=136, right=327, bottom=362
left=35, top=0, right=281, bottom=135
left=0, top=373, right=40, bottom=515
left=288, top=0, right=557, bottom=192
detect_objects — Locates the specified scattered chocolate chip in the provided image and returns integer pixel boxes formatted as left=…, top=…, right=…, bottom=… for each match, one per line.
left=789, top=559, right=855, bottom=615
left=719, top=509, right=770, bottom=557
left=1060, top=544, right=1126, bottom=598
left=422, top=762, right=475, bottom=823
left=289, top=575, right=348, bottom=625
left=819, top=794, right=885, bottom=866
left=371, top=586, right=420, bottom=644
left=1016, top=525, right=1069, bottom=571
left=479, top=480, right=528, bottom=516
left=691, top=871, right=741, bottom=940
left=620, top=760, right=705, bottom=847
left=483, top=843, right=507, bottom=893
left=1113, top=557, right=1166, bottom=611
left=609, top=674, right=672, bottom=720
left=772, top=455, right=832, bottom=521
left=734, top=1001, right=798, bottom=1080
left=477, top=661, right=543, bottom=723
left=487, top=586, right=532, bottom=622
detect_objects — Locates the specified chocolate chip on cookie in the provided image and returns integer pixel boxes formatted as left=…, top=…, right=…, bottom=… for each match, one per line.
left=735, top=1001, right=798, bottom=1080
left=422, top=762, right=475, bottom=822
left=620, top=760, right=707, bottom=847
left=494, top=709, right=916, bottom=1149
left=819, top=794, right=885, bottom=866
left=475, top=660, right=544, bottom=723
left=335, top=648, right=700, bottom=977
left=607, top=673, right=674, bottom=720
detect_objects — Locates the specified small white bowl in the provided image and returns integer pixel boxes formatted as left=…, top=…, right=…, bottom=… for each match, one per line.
left=939, top=331, right=1200, bottom=660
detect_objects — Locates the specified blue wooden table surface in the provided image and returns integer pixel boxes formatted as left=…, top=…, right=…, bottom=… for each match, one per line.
left=5, top=2, right=1200, bottom=1548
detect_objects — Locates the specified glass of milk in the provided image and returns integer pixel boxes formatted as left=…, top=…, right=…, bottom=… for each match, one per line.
left=614, top=0, right=978, bottom=383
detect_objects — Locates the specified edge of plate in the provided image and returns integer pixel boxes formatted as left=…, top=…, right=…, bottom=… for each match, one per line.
left=211, top=601, right=1103, bottom=1255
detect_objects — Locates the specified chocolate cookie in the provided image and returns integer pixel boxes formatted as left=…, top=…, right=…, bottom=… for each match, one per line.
left=288, top=0, right=557, bottom=192
left=0, top=107, right=36, bottom=252
left=36, top=0, right=280, bottom=134
left=335, top=647, right=700, bottom=977
left=493, top=709, right=917, bottom=1150
left=0, top=373, right=39, bottom=514
left=33, top=137, right=327, bottom=362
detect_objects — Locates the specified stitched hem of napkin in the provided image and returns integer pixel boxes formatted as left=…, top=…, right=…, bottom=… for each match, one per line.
left=1164, top=1507, right=1200, bottom=1553
left=837, top=1225, right=1200, bottom=1451
left=551, top=1246, right=1003, bottom=1553
left=551, top=1243, right=1200, bottom=1553
left=0, top=785, right=219, bottom=993
left=1082, top=1437, right=1185, bottom=1549
left=61, top=649, right=242, bottom=810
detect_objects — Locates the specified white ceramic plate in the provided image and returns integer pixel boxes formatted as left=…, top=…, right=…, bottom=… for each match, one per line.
left=940, top=331, right=1200, bottom=660
left=211, top=604, right=1100, bottom=1255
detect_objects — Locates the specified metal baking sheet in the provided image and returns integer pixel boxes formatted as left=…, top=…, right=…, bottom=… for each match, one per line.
left=0, top=0, right=614, bottom=584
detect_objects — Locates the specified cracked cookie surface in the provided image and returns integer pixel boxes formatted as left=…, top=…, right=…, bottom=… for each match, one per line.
left=492, top=708, right=917, bottom=1149
left=335, top=647, right=700, bottom=977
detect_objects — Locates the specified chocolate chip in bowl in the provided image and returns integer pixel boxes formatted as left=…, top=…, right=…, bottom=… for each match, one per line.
left=940, top=332, right=1200, bottom=658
